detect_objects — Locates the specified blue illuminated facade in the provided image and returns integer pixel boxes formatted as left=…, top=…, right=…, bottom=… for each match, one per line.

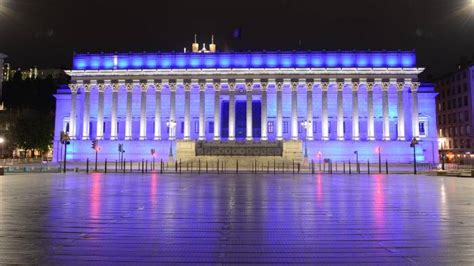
left=55, top=50, right=438, bottom=165
left=73, top=51, right=416, bottom=70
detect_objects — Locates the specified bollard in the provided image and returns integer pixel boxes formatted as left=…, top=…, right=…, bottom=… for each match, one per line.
left=217, top=160, right=220, bottom=174
left=175, top=161, right=178, bottom=173
left=130, top=160, right=132, bottom=172
left=343, top=161, right=346, bottom=174
left=206, top=161, right=208, bottom=173
left=349, top=160, right=352, bottom=174
left=367, top=159, right=370, bottom=174
left=385, top=160, right=388, bottom=174
left=236, top=160, right=239, bottom=174
left=198, top=159, right=201, bottom=174
left=311, top=160, right=315, bottom=174
left=297, top=163, right=300, bottom=174
left=160, top=159, right=163, bottom=174
left=267, top=161, right=270, bottom=174
left=292, top=160, right=295, bottom=175
left=282, top=162, right=285, bottom=174
left=86, top=158, right=89, bottom=173
left=145, top=161, right=148, bottom=173
left=105, top=159, right=108, bottom=173
left=273, top=159, right=276, bottom=175
left=335, top=162, right=338, bottom=173
left=115, top=160, right=118, bottom=173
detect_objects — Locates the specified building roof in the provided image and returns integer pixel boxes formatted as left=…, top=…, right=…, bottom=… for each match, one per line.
left=72, top=51, right=417, bottom=70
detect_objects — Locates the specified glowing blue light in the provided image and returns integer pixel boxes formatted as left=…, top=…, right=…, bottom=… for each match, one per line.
left=371, top=53, right=384, bottom=67
left=341, top=53, right=355, bottom=67
left=73, top=51, right=417, bottom=70
left=326, top=53, right=339, bottom=67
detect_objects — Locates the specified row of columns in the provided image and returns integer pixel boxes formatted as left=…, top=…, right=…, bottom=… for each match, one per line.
left=68, top=80, right=420, bottom=142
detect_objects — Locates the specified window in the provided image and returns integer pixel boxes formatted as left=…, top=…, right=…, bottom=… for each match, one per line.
left=209, top=122, right=214, bottom=134
left=464, top=84, right=468, bottom=92
left=283, top=121, right=289, bottom=133
left=458, top=97, right=462, bottom=107
left=65, top=122, right=70, bottom=133
left=467, top=139, right=471, bottom=149
left=298, top=121, right=303, bottom=133
left=419, top=120, right=428, bottom=138
left=180, top=121, right=184, bottom=134
left=464, top=96, right=468, bottom=106
left=267, top=121, right=274, bottom=133
left=313, top=121, right=317, bottom=133
left=194, top=121, right=199, bottom=133
left=465, top=111, right=469, bottom=122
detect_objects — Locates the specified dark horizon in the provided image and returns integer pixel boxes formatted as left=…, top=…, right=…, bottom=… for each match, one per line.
left=0, top=0, right=473, bottom=77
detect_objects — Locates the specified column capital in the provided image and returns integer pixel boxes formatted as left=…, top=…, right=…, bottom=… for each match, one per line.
left=261, top=82, right=268, bottom=91
left=169, top=83, right=176, bottom=91
left=126, top=83, right=133, bottom=92
left=291, top=82, right=298, bottom=91
left=306, top=82, right=313, bottom=91
left=98, top=83, right=105, bottom=92
left=336, top=82, right=343, bottom=91
left=154, top=83, right=162, bottom=91
left=352, top=82, right=359, bottom=91
left=140, top=83, right=148, bottom=92
left=382, top=82, right=389, bottom=91
left=411, top=82, right=420, bottom=91
left=227, top=82, right=234, bottom=91
left=245, top=82, right=253, bottom=92
left=214, top=83, right=221, bottom=91
left=276, top=82, right=283, bottom=91
left=321, top=82, right=329, bottom=91
left=112, top=83, right=120, bottom=92
left=84, top=84, right=92, bottom=92
left=199, top=83, right=206, bottom=91
left=367, top=82, right=374, bottom=91
left=184, top=83, right=191, bottom=91
left=397, top=82, right=405, bottom=91
left=68, top=84, right=78, bottom=93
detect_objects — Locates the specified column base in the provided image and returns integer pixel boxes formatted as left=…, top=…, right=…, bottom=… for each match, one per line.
left=213, top=137, right=221, bottom=141
left=82, top=136, right=89, bottom=140
left=277, top=136, right=283, bottom=141
left=198, top=136, right=205, bottom=141
left=397, top=137, right=405, bottom=141
left=139, top=136, right=146, bottom=140
left=337, top=136, right=344, bottom=141
left=322, top=136, right=329, bottom=141
left=228, top=137, right=236, bottom=141
left=125, top=136, right=132, bottom=140
left=306, top=137, right=314, bottom=141
left=368, top=136, right=375, bottom=141
left=110, top=136, right=117, bottom=140
left=261, top=137, right=268, bottom=141
left=383, top=136, right=390, bottom=141
left=352, top=137, right=360, bottom=141
left=184, top=137, right=190, bottom=141
left=246, top=137, right=253, bottom=142
left=154, top=136, right=161, bottom=140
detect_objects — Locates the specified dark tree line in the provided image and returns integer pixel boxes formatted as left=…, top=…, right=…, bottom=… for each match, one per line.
left=2, top=71, right=69, bottom=158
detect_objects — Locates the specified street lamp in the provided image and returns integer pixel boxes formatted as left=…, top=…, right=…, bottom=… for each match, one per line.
left=167, top=120, right=176, bottom=160
left=300, top=120, right=311, bottom=162
left=0, top=137, right=5, bottom=160
left=410, top=137, right=419, bottom=174
left=354, top=150, right=359, bottom=173
left=317, top=151, right=322, bottom=172
left=376, top=146, right=382, bottom=173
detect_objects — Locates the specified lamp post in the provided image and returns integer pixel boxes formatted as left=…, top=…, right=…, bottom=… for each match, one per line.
left=301, top=120, right=310, bottom=163
left=410, top=137, right=419, bottom=175
left=317, top=151, right=322, bottom=172
left=167, top=120, right=176, bottom=161
left=60, top=131, right=70, bottom=173
left=377, top=146, right=382, bottom=173
left=354, top=150, right=359, bottom=173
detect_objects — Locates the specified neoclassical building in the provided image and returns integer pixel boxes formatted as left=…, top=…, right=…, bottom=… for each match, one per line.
left=54, top=47, right=439, bottom=164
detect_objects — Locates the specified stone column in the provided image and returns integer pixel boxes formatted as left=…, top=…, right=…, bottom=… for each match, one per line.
left=352, top=82, right=359, bottom=140
left=337, top=82, right=344, bottom=141
left=397, top=83, right=405, bottom=141
left=411, top=82, right=420, bottom=139
left=291, top=82, right=298, bottom=140
left=276, top=83, right=283, bottom=140
left=110, top=83, right=118, bottom=140
left=125, top=84, right=133, bottom=140
left=69, top=84, right=77, bottom=139
left=154, top=83, right=162, bottom=140
left=228, top=83, right=236, bottom=141
left=184, top=83, right=191, bottom=140
left=367, top=83, right=375, bottom=140
left=199, top=83, right=206, bottom=140
left=246, top=82, right=253, bottom=141
left=321, top=83, right=329, bottom=141
left=214, top=83, right=221, bottom=141
left=96, top=84, right=105, bottom=140
left=261, top=82, right=268, bottom=141
left=169, top=83, right=176, bottom=140
left=382, top=82, right=390, bottom=141
left=82, top=84, right=91, bottom=140
left=306, top=82, right=314, bottom=141
left=139, top=83, right=147, bottom=140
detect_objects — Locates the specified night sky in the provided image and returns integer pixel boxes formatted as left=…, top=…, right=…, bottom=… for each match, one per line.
left=0, top=0, right=473, bottom=77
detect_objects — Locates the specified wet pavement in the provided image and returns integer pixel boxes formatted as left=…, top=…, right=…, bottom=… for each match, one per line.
left=1, top=173, right=473, bottom=264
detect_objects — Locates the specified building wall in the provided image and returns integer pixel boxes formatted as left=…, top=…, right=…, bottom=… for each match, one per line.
left=54, top=83, right=439, bottom=163
left=436, top=65, right=474, bottom=156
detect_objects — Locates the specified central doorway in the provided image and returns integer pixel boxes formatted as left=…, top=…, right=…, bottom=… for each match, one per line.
left=221, top=100, right=261, bottom=140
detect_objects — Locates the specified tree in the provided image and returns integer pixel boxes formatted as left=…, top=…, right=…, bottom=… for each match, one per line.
left=10, top=111, right=54, bottom=158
